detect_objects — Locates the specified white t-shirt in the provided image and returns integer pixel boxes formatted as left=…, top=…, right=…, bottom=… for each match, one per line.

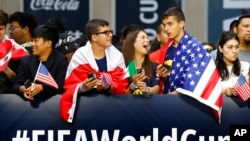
left=221, top=61, right=249, bottom=90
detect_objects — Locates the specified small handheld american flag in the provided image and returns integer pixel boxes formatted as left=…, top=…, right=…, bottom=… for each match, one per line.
left=34, top=62, right=58, bottom=89
left=101, top=72, right=112, bottom=87
left=234, top=74, right=250, bottom=101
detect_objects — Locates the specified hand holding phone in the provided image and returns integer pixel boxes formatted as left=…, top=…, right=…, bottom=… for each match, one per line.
left=160, top=64, right=171, bottom=70
left=88, top=72, right=97, bottom=81
left=136, top=68, right=145, bottom=74
left=24, top=79, right=32, bottom=88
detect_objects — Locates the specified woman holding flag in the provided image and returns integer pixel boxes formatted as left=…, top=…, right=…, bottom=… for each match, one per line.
left=215, top=31, right=250, bottom=99
left=122, top=27, right=160, bottom=95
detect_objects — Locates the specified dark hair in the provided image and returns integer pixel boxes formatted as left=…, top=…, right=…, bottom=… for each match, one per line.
left=229, top=19, right=238, bottom=31
left=161, top=7, right=185, bottom=22
left=150, top=24, right=165, bottom=53
left=0, top=9, right=8, bottom=26
left=45, top=18, right=65, bottom=33
left=112, top=34, right=122, bottom=49
left=33, top=25, right=59, bottom=48
left=202, top=42, right=216, bottom=50
left=215, top=31, right=240, bottom=80
left=150, top=38, right=161, bottom=53
left=8, top=11, right=37, bottom=36
left=120, top=24, right=144, bottom=42
left=122, top=29, right=153, bottom=79
left=74, top=35, right=88, bottom=47
left=85, top=19, right=109, bottom=42
left=235, top=14, right=250, bottom=27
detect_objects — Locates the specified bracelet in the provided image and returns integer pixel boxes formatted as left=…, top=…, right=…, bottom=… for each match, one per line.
left=79, top=83, right=85, bottom=92
left=147, top=87, right=151, bottom=94
left=129, top=82, right=138, bottom=92
left=145, top=87, right=151, bottom=98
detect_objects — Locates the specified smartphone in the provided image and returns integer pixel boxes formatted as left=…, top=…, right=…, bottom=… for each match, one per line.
left=24, top=79, right=32, bottom=88
left=136, top=68, right=144, bottom=74
left=87, top=72, right=97, bottom=80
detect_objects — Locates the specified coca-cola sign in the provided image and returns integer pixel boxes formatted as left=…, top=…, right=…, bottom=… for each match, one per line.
left=24, top=0, right=88, bottom=39
left=30, top=0, right=80, bottom=11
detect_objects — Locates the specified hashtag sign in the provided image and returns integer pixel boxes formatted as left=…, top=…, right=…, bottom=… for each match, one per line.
left=12, top=130, right=30, bottom=141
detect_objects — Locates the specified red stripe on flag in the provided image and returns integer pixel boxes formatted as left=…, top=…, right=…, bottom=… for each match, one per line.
left=234, top=74, right=250, bottom=101
left=235, top=83, right=250, bottom=101
left=215, top=93, right=223, bottom=108
left=36, top=74, right=58, bottom=89
left=201, top=69, right=221, bottom=100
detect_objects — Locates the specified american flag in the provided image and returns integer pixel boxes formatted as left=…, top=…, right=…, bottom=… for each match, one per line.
left=169, top=33, right=222, bottom=122
left=35, top=62, right=58, bottom=89
left=234, top=74, right=250, bottom=101
left=101, top=72, right=112, bottom=87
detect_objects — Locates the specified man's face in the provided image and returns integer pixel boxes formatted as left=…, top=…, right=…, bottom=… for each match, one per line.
left=161, top=16, right=184, bottom=40
left=0, top=25, right=6, bottom=42
left=31, top=37, right=50, bottom=56
left=92, top=26, right=113, bottom=48
left=236, top=18, right=250, bottom=45
left=9, top=21, right=24, bottom=44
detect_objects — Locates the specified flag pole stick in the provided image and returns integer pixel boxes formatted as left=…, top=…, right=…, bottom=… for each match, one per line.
left=33, top=61, right=42, bottom=83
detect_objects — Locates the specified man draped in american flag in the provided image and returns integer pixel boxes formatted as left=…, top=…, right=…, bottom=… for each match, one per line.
left=157, top=7, right=223, bottom=121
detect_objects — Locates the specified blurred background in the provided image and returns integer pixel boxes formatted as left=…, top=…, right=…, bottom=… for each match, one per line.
left=0, top=0, right=249, bottom=44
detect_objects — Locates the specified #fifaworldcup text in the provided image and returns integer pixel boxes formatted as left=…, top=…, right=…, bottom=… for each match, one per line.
left=12, top=128, right=229, bottom=141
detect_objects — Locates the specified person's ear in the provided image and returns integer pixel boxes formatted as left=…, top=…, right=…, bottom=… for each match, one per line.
left=218, top=45, right=223, bottom=53
left=92, top=34, right=98, bottom=42
left=45, top=40, right=52, bottom=48
left=180, top=21, right=185, bottom=29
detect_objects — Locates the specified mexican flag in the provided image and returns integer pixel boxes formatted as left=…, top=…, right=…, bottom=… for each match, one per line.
left=123, top=59, right=137, bottom=79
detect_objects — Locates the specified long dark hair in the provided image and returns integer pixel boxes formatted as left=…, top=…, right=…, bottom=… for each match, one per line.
left=215, top=31, right=240, bottom=80
left=122, top=29, right=153, bottom=79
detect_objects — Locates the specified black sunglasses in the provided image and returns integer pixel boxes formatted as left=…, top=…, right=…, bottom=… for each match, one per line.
left=95, top=30, right=113, bottom=36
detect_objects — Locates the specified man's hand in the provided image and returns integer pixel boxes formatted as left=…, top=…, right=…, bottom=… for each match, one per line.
left=80, top=78, right=98, bottom=92
left=23, top=83, right=43, bottom=100
left=156, top=64, right=171, bottom=78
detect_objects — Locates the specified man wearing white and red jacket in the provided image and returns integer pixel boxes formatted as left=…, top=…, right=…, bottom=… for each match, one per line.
left=60, top=19, right=128, bottom=123
left=0, top=9, right=28, bottom=93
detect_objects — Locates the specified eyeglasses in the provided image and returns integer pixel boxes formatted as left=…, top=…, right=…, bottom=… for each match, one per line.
left=95, top=30, right=113, bottom=36
left=8, top=26, right=21, bottom=31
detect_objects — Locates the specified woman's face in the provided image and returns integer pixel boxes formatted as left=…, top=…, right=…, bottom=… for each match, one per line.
left=134, top=31, right=150, bottom=55
left=219, top=38, right=239, bottom=65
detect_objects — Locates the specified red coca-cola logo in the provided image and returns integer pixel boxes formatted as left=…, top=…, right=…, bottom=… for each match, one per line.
left=30, top=0, right=80, bottom=11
